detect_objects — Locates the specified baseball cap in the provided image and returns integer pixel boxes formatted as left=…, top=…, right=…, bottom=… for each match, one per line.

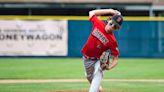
left=111, top=15, right=123, bottom=28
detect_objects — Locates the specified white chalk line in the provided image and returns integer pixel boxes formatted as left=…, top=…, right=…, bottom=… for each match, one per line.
left=0, top=79, right=164, bottom=83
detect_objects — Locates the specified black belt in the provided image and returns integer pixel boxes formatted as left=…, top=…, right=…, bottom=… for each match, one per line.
left=83, top=55, right=99, bottom=61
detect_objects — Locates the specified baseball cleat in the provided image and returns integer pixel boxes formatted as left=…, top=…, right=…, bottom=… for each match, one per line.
left=99, top=86, right=103, bottom=92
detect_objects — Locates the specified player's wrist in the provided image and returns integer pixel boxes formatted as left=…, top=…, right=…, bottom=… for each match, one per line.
left=108, top=9, right=121, bottom=15
left=107, top=9, right=115, bottom=15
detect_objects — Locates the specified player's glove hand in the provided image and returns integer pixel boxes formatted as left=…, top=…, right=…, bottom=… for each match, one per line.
left=100, top=62, right=109, bottom=70
left=100, top=51, right=110, bottom=70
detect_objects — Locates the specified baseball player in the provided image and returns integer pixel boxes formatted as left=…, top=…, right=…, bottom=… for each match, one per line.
left=81, top=8, right=123, bottom=92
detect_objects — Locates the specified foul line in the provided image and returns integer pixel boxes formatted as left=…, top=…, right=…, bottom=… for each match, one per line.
left=0, top=79, right=164, bottom=83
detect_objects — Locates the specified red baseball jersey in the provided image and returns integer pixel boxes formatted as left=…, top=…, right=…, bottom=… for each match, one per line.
left=81, top=15, right=119, bottom=58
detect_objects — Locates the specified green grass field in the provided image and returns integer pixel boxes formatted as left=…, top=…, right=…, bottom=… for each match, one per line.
left=0, top=58, right=164, bottom=92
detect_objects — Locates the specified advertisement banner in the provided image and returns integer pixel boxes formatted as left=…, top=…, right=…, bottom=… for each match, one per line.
left=0, top=19, right=68, bottom=56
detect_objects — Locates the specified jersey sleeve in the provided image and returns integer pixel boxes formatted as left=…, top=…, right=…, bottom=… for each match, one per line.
left=89, top=15, right=102, bottom=25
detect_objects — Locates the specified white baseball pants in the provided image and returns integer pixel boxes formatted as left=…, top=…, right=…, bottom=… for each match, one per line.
left=83, top=57, right=103, bottom=92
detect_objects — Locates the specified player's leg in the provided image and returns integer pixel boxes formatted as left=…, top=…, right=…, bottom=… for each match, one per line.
left=89, top=61, right=103, bottom=92
left=83, top=57, right=103, bottom=92
left=82, top=57, right=96, bottom=83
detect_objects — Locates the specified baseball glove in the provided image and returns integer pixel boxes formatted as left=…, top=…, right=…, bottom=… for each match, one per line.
left=100, top=50, right=110, bottom=70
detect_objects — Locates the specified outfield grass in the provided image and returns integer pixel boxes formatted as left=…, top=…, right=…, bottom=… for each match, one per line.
left=0, top=58, right=163, bottom=79
left=0, top=58, right=164, bottom=92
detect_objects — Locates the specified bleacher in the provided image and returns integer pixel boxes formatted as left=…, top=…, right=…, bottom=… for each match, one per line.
left=0, top=0, right=163, bottom=16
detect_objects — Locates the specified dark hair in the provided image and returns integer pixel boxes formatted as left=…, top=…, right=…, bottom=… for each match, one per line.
left=104, top=16, right=111, bottom=25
